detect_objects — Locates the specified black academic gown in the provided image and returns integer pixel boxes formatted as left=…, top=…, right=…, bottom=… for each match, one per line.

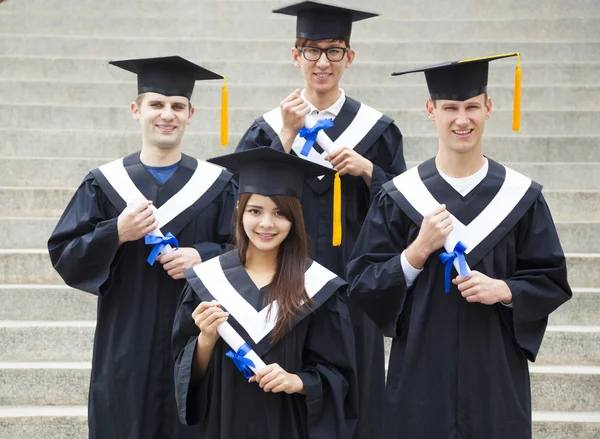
left=48, top=152, right=237, bottom=439
left=172, top=250, right=359, bottom=439
left=347, top=158, right=572, bottom=439
left=236, top=95, right=406, bottom=439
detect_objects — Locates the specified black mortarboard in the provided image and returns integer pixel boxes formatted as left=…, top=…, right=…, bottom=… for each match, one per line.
left=392, top=52, right=522, bottom=131
left=273, top=1, right=378, bottom=42
left=109, top=56, right=222, bottom=100
left=208, top=147, right=335, bottom=199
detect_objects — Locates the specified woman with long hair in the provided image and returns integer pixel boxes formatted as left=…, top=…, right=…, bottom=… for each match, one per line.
left=172, top=147, right=358, bottom=439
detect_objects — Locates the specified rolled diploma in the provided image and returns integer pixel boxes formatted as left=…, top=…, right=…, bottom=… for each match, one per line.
left=217, top=322, right=267, bottom=372
left=129, top=199, right=174, bottom=255
left=303, top=114, right=339, bottom=156
left=444, top=228, right=471, bottom=276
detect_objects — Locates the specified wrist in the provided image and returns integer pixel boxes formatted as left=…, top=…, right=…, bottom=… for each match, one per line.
left=405, top=239, right=431, bottom=269
left=292, top=374, right=305, bottom=394
left=198, top=332, right=219, bottom=347
left=500, top=281, right=513, bottom=304
left=362, top=160, right=373, bottom=179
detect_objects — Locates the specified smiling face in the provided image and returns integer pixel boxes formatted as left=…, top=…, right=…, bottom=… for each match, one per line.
left=292, top=39, right=355, bottom=97
left=426, top=93, right=492, bottom=155
left=130, top=92, right=195, bottom=150
left=242, top=194, right=293, bottom=255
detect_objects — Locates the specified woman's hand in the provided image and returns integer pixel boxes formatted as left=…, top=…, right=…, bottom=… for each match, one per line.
left=191, top=300, right=229, bottom=344
left=249, top=363, right=305, bottom=394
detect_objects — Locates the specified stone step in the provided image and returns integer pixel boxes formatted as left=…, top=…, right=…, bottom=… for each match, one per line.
left=564, top=254, right=600, bottom=288
left=3, top=217, right=597, bottom=253
left=2, top=57, right=598, bottom=86
left=0, top=406, right=87, bottom=439
left=2, top=186, right=598, bottom=222
left=2, top=286, right=596, bottom=324
left=1, top=13, right=599, bottom=41
left=0, top=408, right=597, bottom=439
left=0, top=285, right=97, bottom=321
left=2, top=80, right=597, bottom=110
left=2, top=362, right=598, bottom=411
left=1, top=36, right=598, bottom=62
left=2, top=105, right=599, bottom=136
left=4, top=322, right=598, bottom=364
left=4, top=157, right=600, bottom=190
left=4, top=0, right=600, bottom=20
left=1, top=130, right=598, bottom=163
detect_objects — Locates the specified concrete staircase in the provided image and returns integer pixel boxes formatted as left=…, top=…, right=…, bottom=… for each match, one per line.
left=0, top=0, right=599, bottom=437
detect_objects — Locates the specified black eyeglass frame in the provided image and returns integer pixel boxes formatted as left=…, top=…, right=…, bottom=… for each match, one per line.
left=296, top=46, right=349, bottom=62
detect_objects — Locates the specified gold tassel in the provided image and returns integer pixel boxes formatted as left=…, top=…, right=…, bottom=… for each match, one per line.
left=512, top=54, right=521, bottom=132
left=332, top=172, right=342, bottom=246
left=220, top=77, right=228, bottom=146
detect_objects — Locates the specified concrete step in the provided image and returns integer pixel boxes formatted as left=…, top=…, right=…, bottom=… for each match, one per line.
left=2, top=80, right=598, bottom=110
left=565, top=254, right=600, bottom=288
left=3, top=217, right=597, bottom=253
left=0, top=285, right=96, bottom=321
left=551, top=289, right=600, bottom=326
left=1, top=36, right=599, bottom=62
left=1, top=13, right=599, bottom=41
left=532, top=412, right=600, bottom=439
left=1, top=130, right=598, bottom=163
left=2, top=186, right=598, bottom=221
left=0, top=250, right=62, bottom=284
left=2, top=57, right=598, bottom=86
left=2, top=362, right=598, bottom=411
left=2, top=105, right=600, bottom=136
left=5, top=157, right=600, bottom=190
left=0, top=322, right=94, bottom=362
left=5, top=322, right=598, bottom=364
left=530, top=366, right=600, bottom=412
left=4, top=0, right=600, bottom=20
left=0, top=406, right=87, bottom=439
left=0, top=409, right=597, bottom=439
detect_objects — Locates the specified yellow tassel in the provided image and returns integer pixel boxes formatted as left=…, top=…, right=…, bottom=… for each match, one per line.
left=220, top=77, right=228, bottom=146
left=512, top=54, right=521, bottom=132
left=332, top=172, right=342, bottom=246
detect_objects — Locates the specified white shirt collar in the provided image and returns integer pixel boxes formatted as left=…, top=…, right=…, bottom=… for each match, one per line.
left=301, top=88, right=346, bottom=118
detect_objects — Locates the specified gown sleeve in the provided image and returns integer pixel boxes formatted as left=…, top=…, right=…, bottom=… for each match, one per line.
left=346, top=191, right=414, bottom=337
left=296, top=291, right=359, bottom=439
left=47, top=173, right=123, bottom=296
left=235, top=120, right=286, bottom=153
left=172, top=282, right=216, bottom=426
left=501, top=194, right=572, bottom=361
left=192, top=179, right=238, bottom=262
left=367, top=122, right=406, bottom=203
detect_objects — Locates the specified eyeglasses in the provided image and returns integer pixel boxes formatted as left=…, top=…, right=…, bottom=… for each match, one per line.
left=297, top=46, right=348, bottom=62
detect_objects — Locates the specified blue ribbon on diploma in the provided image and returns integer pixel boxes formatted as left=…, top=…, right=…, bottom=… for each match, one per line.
left=439, top=241, right=469, bottom=294
left=144, top=233, right=179, bottom=266
left=226, top=343, right=256, bottom=379
left=298, top=118, right=334, bottom=156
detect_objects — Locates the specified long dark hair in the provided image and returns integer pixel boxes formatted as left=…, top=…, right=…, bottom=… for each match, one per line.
left=235, top=193, right=310, bottom=344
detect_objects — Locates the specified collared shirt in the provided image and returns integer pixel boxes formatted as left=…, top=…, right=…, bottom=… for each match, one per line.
left=301, top=88, right=346, bottom=126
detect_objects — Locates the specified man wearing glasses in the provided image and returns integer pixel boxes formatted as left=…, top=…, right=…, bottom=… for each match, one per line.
left=235, top=2, right=406, bottom=438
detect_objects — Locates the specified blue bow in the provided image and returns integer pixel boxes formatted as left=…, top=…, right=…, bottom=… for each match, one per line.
left=298, top=118, right=335, bottom=156
left=226, top=343, right=256, bottom=379
left=439, top=241, right=469, bottom=293
left=144, top=232, right=179, bottom=265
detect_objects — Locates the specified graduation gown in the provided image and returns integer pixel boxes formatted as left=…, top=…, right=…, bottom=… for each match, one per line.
left=236, top=95, right=406, bottom=439
left=48, top=152, right=237, bottom=439
left=172, top=250, right=359, bottom=439
left=347, top=157, right=572, bottom=439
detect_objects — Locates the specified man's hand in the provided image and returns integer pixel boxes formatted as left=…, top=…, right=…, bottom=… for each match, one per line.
left=249, top=363, right=305, bottom=394
left=156, top=247, right=202, bottom=280
left=325, top=147, right=373, bottom=183
left=278, top=89, right=310, bottom=151
left=405, top=204, right=453, bottom=269
left=117, top=200, right=158, bottom=246
left=453, top=271, right=512, bottom=305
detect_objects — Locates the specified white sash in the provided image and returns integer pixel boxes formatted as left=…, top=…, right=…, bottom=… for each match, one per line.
left=391, top=164, right=532, bottom=272
left=194, top=258, right=337, bottom=344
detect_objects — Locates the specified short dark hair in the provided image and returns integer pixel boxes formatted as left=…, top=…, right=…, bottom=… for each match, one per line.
left=294, top=38, right=350, bottom=50
left=431, top=92, right=488, bottom=108
left=135, top=93, right=192, bottom=110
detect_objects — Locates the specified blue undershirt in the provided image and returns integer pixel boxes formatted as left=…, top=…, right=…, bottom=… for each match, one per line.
left=144, top=160, right=181, bottom=184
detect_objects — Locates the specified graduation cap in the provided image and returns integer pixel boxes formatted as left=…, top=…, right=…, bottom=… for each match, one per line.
left=109, top=56, right=230, bottom=145
left=392, top=52, right=522, bottom=131
left=272, top=1, right=378, bottom=42
left=209, top=147, right=343, bottom=246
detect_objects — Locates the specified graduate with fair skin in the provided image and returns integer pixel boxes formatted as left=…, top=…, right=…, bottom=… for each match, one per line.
left=49, top=56, right=236, bottom=439
left=172, top=147, right=358, bottom=439
left=347, top=54, right=571, bottom=439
